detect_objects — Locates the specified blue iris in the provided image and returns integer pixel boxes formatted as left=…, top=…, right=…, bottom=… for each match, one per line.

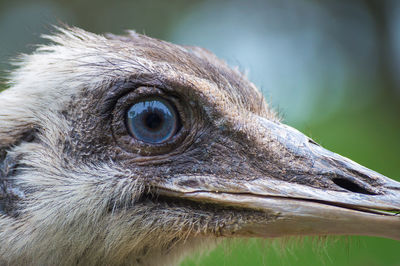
left=127, top=98, right=179, bottom=144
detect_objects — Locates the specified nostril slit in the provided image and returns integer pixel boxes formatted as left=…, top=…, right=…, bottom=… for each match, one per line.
left=332, top=177, right=377, bottom=195
left=308, top=138, right=319, bottom=146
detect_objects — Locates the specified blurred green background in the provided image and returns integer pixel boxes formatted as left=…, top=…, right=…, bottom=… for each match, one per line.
left=0, top=0, right=399, bottom=265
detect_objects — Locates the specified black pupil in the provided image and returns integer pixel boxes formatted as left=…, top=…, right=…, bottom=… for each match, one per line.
left=126, top=98, right=179, bottom=144
left=145, top=113, right=163, bottom=130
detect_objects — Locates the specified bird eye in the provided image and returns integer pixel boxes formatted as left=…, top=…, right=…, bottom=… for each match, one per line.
left=126, top=98, right=180, bottom=144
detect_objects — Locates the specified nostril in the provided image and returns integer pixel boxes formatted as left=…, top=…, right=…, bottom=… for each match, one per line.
left=308, top=138, right=319, bottom=146
left=332, top=177, right=378, bottom=195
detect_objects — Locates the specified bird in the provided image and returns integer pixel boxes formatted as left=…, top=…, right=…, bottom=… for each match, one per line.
left=0, top=26, right=399, bottom=266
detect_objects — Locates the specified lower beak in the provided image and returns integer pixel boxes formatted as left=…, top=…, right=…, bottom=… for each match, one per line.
left=163, top=190, right=400, bottom=240
left=156, top=117, right=400, bottom=240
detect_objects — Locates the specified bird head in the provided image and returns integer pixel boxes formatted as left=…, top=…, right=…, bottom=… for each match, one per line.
left=0, top=27, right=399, bottom=265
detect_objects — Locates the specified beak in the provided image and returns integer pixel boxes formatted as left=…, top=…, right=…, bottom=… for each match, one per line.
left=156, top=116, right=400, bottom=240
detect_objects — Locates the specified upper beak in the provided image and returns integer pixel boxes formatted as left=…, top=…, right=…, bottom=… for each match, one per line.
left=156, top=116, right=400, bottom=240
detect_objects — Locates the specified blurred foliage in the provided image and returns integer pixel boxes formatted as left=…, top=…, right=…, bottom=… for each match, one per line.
left=0, top=0, right=399, bottom=265
left=182, top=237, right=400, bottom=266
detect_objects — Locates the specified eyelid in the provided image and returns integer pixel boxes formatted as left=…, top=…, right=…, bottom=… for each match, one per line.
left=100, top=78, right=168, bottom=117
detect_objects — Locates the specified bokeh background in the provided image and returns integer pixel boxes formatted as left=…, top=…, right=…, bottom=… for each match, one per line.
left=1, top=0, right=399, bottom=265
